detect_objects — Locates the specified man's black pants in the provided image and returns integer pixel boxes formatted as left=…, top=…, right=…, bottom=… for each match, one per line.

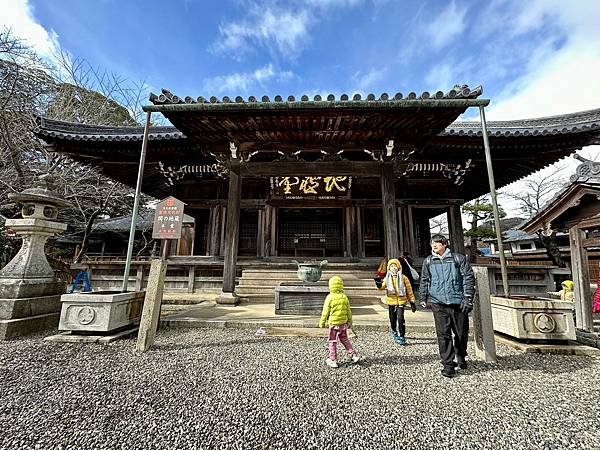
left=388, top=305, right=406, bottom=337
left=430, top=303, right=469, bottom=368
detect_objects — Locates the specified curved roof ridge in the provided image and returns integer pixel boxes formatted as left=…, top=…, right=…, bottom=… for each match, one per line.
left=449, top=107, right=600, bottom=130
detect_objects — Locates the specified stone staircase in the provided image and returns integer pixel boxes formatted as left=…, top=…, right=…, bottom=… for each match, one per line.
left=235, top=268, right=384, bottom=305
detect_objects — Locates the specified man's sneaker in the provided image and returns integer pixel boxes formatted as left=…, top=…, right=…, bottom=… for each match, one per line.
left=441, top=367, right=456, bottom=378
left=396, top=336, right=408, bottom=346
left=351, top=354, right=361, bottom=363
left=457, top=358, right=468, bottom=370
left=326, top=358, right=339, bottom=368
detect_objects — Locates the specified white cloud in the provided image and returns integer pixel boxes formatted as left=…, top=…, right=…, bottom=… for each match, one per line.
left=210, top=6, right=311, bottom=60
left=1, top=0, right=60, bottom=59
left=210, top=0, right=364, bottom=60
left=202, top=64, right=295, bottom=95
left=351, top=67, right=387, bottom=92
left=424, top=1, right=467, bottom=51
left=466, top=0, right=600, bottom=216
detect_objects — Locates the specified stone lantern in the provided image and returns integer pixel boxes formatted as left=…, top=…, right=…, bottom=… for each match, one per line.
left=0, top=178, right=72, bottom=339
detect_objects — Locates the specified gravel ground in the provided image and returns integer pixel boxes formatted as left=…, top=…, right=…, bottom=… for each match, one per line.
left=1, top=329, right=599, bottom=450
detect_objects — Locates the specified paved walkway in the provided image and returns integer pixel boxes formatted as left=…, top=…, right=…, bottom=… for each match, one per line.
left=161, top=301, right=436, bottom=331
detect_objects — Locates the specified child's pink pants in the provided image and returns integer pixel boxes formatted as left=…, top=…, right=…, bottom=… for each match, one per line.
left=328, top=324, right=357, bottom=361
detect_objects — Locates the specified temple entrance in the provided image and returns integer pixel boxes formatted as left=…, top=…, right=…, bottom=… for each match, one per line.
left=239, top=209, right=258, bottom=256
left=278, top=208, right=343, bottom=257
left=362, top=208, right=384, bottom=257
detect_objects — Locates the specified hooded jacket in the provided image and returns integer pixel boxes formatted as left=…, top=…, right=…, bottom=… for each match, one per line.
left=319, top=276, right=353, bottom=328
left=380, top=258, right=416, bottom=306
left=547, top=280, right=575, bottom=302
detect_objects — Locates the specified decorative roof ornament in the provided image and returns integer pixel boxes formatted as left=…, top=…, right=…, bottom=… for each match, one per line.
left=571, top=154, right=600, bottom=182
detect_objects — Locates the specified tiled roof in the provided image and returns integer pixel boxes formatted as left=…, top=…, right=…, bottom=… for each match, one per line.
left=443, top=108, right=600, bottom=138
left=35, top=107, right=600, bottom=143
left=34, top=117, right=186, bottom=142
left=148, top=85, right=483, bottom=106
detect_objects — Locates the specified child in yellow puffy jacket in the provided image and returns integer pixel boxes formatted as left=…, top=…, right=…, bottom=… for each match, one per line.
left=547, top=279, right=575, bottom=301
left=376, top=258, right=416, bottom=345
left=319, top=276, right=360, bottom=368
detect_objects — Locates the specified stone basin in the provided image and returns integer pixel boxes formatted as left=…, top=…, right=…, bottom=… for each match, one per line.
left=490, top=295, right=575, bottom=341
left=59, top=290, right=145, bottom=333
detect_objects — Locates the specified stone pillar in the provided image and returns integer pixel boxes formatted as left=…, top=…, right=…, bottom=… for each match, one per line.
left=380, top=163, right=399, bottom=259
left=447, top=203, right=466, bottom=254
left=219, top=162, right=241, bottom=305
left=0, top=181, right=71, bottom=340
left=473, top=266, right=498, bottom=363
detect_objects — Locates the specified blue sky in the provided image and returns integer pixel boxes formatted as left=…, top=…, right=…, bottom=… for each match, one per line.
left=3, top=0, right=600, bottom=213
left=5, top=0, right=600, bottom=121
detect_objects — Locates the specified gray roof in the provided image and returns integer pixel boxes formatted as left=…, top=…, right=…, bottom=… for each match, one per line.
left=35, top=106, right=600, bottom=143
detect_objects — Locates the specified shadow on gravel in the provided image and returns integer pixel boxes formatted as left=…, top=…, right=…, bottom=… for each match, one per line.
left=358, top=353, right=440, bottom=367
left=461, top=353, right=595, bottom=375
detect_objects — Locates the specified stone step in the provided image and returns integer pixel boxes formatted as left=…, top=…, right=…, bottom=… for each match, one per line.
left=237, top=293, right=382, bottom=306
left=236, top=285, right=382, bottom=295
left=240, top=270, right=377, bottom=280
left=237, top=279, right=379, bottom=287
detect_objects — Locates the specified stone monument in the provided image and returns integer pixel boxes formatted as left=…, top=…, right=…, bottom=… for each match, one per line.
left=0, top=177, right=71, bottom=339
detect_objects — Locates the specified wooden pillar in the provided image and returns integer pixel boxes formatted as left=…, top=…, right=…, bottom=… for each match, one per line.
left=399, top=205, right=418, bottom=257
left=219, top=162, right=241, bottom=304
left=356, top=206, right=364, bottom=258
left=135, top=265, right=144, bottom=291
left=219, top=205, right=226, bottom=257
left=344, top=207, right=352, bottom=257
left=270, top=206, right=278, bottom=256
left=257, top=208, right=265, bottom=257
left=570, top=226, right=593, bottom=331
left=208, top=206, right=222, bottom=256
left=381, top=163, right=399, bottom=259
left=263, top=204, right=272, bottom=256
left=447, top=203, right=465, bottom=254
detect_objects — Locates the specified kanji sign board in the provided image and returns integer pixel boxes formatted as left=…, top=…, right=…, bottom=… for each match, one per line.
left=152, top=196, right=185, bottom=239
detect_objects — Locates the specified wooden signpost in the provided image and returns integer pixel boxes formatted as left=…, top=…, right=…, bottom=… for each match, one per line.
left=136, top=197, right=185, bottom=352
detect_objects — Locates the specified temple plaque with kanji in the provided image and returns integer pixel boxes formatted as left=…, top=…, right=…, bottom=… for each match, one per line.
left=152, top=196, right=185, bottom=239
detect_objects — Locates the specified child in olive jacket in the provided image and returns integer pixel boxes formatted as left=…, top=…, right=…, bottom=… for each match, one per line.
left=377, top=258, right=417, bottom=345
left=319, top=276, right=360, bottom=368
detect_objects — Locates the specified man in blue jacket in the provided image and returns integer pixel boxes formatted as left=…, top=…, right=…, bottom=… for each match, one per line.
left=419, top=234, right=475, bottom=378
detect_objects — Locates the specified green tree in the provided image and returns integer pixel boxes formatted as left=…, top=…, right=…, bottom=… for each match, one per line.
left=462, top=197, right=506, bottom=259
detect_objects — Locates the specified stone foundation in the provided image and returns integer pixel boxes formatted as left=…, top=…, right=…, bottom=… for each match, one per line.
left=275, top=282, right=329, bottom=315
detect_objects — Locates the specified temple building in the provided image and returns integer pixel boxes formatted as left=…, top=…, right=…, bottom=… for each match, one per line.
left=34, top=86, right=600, bottom=301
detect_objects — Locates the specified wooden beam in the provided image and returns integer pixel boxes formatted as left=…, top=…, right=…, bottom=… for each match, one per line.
left=240, top=161, right=397, bottom=177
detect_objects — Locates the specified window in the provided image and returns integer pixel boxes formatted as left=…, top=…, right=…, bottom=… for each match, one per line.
left=519, top=242, right=532, bottom=250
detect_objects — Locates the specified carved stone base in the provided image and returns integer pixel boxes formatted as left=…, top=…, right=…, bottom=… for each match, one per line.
left=491, top=296, right=576, bottom=341
left=59, top=291, right=145, bottom=333
left=0, top=295, right=63, bottom=340
left=0, top=279, right=66, bottom=299
left=217, top=291, right=240, bottom=305
left=0, top=312, right=60, bottom=340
